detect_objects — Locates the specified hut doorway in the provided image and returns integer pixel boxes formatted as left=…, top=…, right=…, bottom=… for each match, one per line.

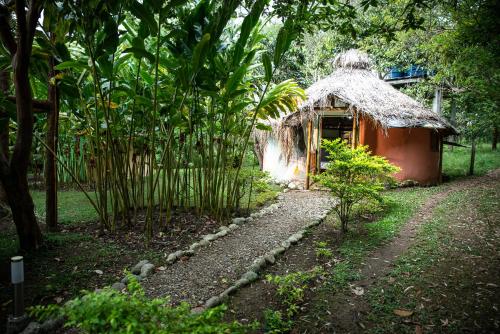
left=319, top=115, right=353, bottom=170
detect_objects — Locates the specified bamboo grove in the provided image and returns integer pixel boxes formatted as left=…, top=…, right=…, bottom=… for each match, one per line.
left=22, top=0, right=311, bottom=241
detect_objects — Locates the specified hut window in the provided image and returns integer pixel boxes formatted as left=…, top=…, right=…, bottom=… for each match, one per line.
left=430, top=132, right=439, bottom=152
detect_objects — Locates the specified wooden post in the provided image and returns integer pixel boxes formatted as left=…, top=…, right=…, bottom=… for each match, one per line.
left=351, top=110, right=357, bottom=148
left=468, top=138, right=476, bottom=176
left=317, top=116, right=322, bottom=173
left=45, top=43, right=59, bottom=232
left=438, top=135, right=444, bottom=184
left=305, top=119, right=313, bottom=190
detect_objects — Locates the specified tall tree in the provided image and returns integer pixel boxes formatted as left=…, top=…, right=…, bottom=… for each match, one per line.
left=0, top=0, right=44, bottom=250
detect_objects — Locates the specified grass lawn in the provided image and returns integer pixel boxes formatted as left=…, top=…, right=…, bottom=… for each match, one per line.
left=443, top=143, right=500, bottom=179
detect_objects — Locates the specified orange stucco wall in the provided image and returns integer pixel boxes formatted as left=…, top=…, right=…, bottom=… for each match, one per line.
left=359, top=117, right=441, bottom=185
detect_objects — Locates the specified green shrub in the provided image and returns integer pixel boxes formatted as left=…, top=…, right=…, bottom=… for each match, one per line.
left=263, top=309, right=293, bottom=334
left=30, top=276, right=251, bottom=334
left=266, top=267, right=323, bottom=318
left=314, top=139, right=399, bottom=232
left=314, top=241, right=333, bottom=258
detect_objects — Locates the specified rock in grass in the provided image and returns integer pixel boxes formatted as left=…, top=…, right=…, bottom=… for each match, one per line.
left=140, top=263, right=155, bottom=278
left=111, top=282, right=126, bottom=291
left=131, top=260, right=149, bottom=275
left=204, top=296, right=221, bottom=308
left=241, top=271, right=258, bottom=283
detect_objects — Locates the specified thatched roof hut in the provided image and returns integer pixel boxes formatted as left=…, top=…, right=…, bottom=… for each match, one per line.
left=283, top=49, right=456, bottom=134
left=256, top=49, right=456, bottom=187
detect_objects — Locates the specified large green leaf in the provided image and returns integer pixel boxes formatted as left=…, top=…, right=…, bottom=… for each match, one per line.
left=262, top=52, right=273, bottom=82
left=192, top=33, right=211, bottom=71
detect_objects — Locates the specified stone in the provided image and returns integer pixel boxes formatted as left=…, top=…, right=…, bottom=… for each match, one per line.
left=20, top=322, right=40, bottom=334
left=264, top=253, right=276, bottom=264
left=288, top=235, right=298, bottom=244
left=166, top=253, right=178, bottom=263
left=183, top=249, right=195, bottom=257
left=131, top=260, right=149, bottom=275
left=246, top=216, right=253, bottom=222
left=283, top=188, right=289, bottom=193
left=189, top=242, right=200, bottom=251
left=198, top=239, right=209, bottom=247
left=121, top=274, right=142, bottom=284
left=232, top=217, right=246, bottom=225
left=234, top=278, right=250, bottom=288
left=271, top=247, right=286, bottom=256
left=40, top=317, right=64, bottom=333
left=111, top=282, right=126, bottom=291
left=281, top=240, right=291, bottom=249
left=215, top=230, right=227, bottom=238
left=228, top=224, right=239, bottom=230
left=140, top=263, right=155, bottom=278
left=203, top=234, right=218, bottom=242
left=204, top=296, right=221, bottom=308
left=218, top=226, right=230, bottom=232
left=220, top=285, right=237, bottom=298
left=288, top=182, right=297, bottom=190
left=254, top=257, right=266, bottom=267
left=241, top=271, right=258, bottom=282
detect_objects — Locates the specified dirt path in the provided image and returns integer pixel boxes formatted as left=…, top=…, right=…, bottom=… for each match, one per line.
left=143, top=190, right=334, bottom=307
left=310, top=170, right=500, bottom=333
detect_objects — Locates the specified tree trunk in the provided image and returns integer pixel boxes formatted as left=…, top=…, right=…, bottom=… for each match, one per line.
left=468, top=139, right=476, bottom=176
left=45, top=47, right=59, bottom=232
left=1, top=171, right=41, bottom=250
left=0, top=71, right=10, bottom=206
left=493, top=125, right=498, bottom=151
left=0, top=0, right=44, bottom=250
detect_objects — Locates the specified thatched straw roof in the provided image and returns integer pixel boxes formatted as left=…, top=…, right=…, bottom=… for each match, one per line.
left=284, top=49, right=457, bottom=134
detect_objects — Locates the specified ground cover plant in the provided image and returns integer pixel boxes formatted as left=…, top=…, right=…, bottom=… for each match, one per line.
left=31, top=275, right=255, bottom=334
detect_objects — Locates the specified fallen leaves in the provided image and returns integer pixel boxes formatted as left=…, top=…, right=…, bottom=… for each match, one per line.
left=351, top=286, right=365, bottom=296
left=393, top=309, right=414, bottom=317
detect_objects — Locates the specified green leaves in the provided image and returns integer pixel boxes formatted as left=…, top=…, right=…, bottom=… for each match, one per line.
left=314, top=139, right=399, bottom=231
left=259, top=80, right=305, bottom=119
left=192, top=33, right=211, bottom=71
left=123, top=47, right=155, bottom=63
left=129, top=1, right=158, bottom=36
left=262, top=52, right=273, bottom=82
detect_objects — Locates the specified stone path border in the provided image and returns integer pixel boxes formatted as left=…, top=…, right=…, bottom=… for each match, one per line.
left=201, top=207, right=332, bottom=310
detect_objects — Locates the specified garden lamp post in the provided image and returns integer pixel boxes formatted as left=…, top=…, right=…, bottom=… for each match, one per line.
left=6, top=256, right=28, bottom=334
left=11, top=256, right=25, bottom=317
